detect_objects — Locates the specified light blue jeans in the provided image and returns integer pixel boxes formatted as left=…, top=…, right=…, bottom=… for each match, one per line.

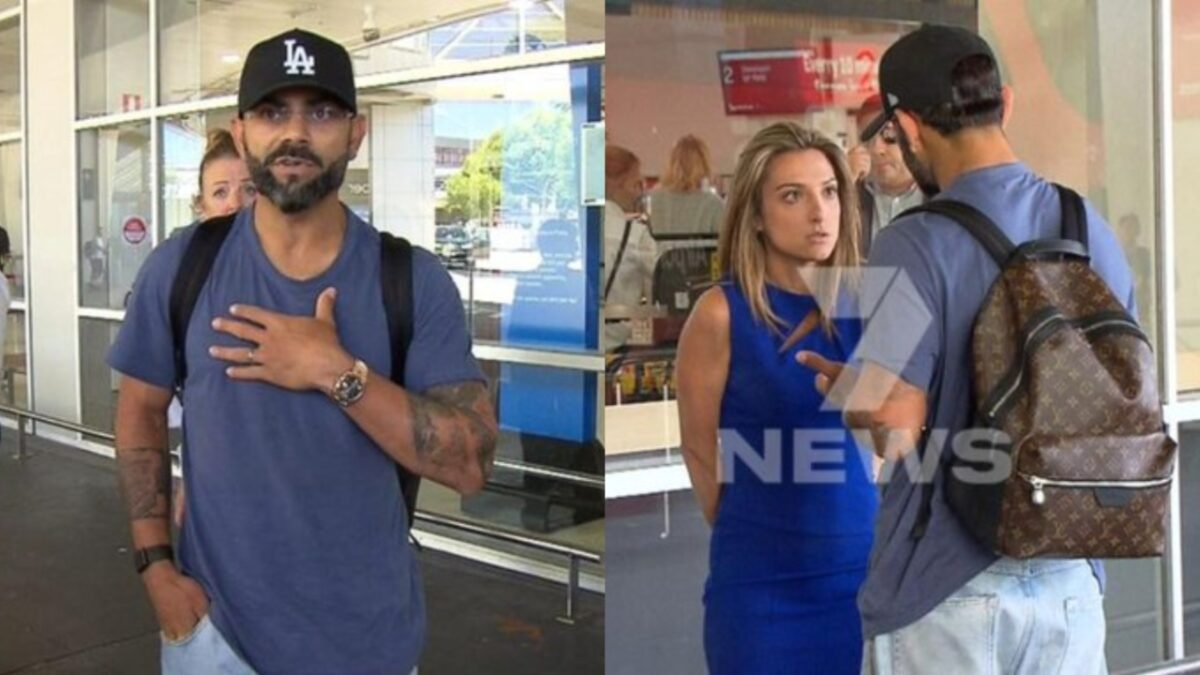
left=161, top=615, right=419, bottom=675
left=862, top=558, right=1107, bottom=675
left=161, top=614, right=256, bottom=675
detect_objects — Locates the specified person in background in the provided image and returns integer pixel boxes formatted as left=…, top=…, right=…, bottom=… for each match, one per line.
left=192, top=129, right=257, bottom=219
left=854, top=94, right=924, bottom=255
left=1116, top=212, right=1152, bottom=323
left=604, top=144, right=656, bottom=349
left=169, top=128, right=257, bottom=526
left=647, top=134, right=724, bottom=238
left=676, top=122, right=877, bottom=674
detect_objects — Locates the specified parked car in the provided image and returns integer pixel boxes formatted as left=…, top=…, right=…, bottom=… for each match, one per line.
left=435, top=225, right=472, bottom=269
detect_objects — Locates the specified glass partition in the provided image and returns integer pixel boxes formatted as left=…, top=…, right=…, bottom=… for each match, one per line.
left=78, top=122, right=153, bottom=310
left=76, top=0, right=150, bottom=119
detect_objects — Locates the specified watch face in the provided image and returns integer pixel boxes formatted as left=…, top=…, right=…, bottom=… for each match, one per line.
left=337, top=374, right=365, bottom=404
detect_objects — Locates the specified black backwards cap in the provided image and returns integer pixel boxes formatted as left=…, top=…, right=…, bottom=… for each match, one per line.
left=860, top=24, right=997, bottom=142
left=238, top=28, right=357, bottom=115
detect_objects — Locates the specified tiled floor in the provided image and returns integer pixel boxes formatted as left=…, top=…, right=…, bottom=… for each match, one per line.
left=0, top=435, right=602, bottom=675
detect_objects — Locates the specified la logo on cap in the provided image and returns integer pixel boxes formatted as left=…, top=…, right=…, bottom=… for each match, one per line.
left=283, top=38, right=315, bottom=76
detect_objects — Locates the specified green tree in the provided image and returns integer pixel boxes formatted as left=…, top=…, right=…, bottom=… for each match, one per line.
left=443, top=104, right=576, bottom=223
left=444, top=132, right=503, bottom=222
left=501, top=104, right=576, bottom=213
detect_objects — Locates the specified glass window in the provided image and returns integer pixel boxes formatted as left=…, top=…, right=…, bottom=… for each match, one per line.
left=361, top=62, right=597, bottom=351
left=0, top=142, right=21, bottom=301
left=1182, top=421, right=1200, bottom=655
left=984, top=1, right=1157, bottom=344
left=419, top=358, right=601, bottom=550
left=1175, top=0, right=1200, bottom=391
left=76, top=0, right=150, bottom=119
left=78, top=122, right=153, bottom=310
left=0, top=15, right=19, bottom=135
left=157, top=0, right=603, bottom=105
left=80, top=318, right=121, bottom=435
left=3, top=309, right=25, bottom=410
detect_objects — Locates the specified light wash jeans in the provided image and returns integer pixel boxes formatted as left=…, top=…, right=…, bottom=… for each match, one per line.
left=161, top=614, right=419, bottom=675
left=862, top=558, right=1107, bottom=675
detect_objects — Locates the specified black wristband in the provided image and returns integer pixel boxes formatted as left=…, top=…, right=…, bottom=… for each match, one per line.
left=133, top=545, right=174, bottom=575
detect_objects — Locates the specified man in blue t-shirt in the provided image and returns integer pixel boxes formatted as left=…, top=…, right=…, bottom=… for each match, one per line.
left=799, top=25, right=1132, bottom=673
left=109, top=29, right=497, bottom=675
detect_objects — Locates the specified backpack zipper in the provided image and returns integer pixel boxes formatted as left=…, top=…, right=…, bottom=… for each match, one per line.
left=1020, top=472, right=1172, bottom=506
left=984, top=312, right=1066, bottom=420
left=985, top=313, right=1147, bottom=423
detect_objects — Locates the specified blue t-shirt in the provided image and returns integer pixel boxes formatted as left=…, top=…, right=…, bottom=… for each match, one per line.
left=108, top=207, right=485, bottom=674
left=854, top=163, right=1136, bottom=638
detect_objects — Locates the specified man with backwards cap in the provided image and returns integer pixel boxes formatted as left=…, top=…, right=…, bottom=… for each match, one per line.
left=799, top=24, right=1133, bottom=674
left=109, top=29, right=496, bottom=674
left=853, top=93, right=924, bottom=256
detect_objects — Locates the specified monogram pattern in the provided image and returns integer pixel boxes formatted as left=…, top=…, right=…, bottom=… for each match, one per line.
left=996, top=478, right=1169, bottom=558
left=964, top=259, right=1176, bottom=558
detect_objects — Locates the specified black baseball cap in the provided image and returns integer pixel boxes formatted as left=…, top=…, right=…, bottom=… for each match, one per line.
left=238, top=28, right=357, bottom=115
left=859, top=24, right=997, bottom=142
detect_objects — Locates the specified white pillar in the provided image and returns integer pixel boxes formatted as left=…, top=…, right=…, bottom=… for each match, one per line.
left=369, top=102, right=436, bottom=249
left=26, top=0, right=80, bottom=421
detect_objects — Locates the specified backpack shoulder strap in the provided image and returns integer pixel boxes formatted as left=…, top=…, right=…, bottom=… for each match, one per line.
left=379, top=232, right=420, bottom=529
left=1054, top=184, right=1089, bottom=250
left=899, top=199, right=1015, bottom=268
left=168, top=213, right=237, bottom=393
left=379, top=232, right=415, bottom=385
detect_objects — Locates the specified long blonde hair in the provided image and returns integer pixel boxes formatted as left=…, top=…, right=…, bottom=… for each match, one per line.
left=662, top=134, right=713, bottom=192
left=717, top=122, right=861, bottom=335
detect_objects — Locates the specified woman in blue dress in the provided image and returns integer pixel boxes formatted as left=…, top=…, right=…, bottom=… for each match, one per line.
left=676, top=122, right=879, bottom=674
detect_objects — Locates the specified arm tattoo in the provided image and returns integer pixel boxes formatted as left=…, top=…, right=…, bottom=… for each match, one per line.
left=116, top=446, right=170, bottom=521
left=409, top=381, right=498, bottom=483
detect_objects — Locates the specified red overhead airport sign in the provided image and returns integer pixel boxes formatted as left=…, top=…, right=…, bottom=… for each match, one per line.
left=718, top=42, right=886, bottom=116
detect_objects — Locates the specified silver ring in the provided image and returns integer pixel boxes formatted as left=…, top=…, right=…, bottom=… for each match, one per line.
left=246, top=349, right=257, bottom=364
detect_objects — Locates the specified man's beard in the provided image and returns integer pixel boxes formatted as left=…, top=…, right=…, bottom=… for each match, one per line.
left=895, top=125, right=941, bottom=198
left=245, top=142, right=350, bottom=214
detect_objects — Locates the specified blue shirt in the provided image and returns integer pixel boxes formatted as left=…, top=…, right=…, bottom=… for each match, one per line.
left=853, top=163, right=1136, bottom=638
left=108, top=207, right=484, bottom=674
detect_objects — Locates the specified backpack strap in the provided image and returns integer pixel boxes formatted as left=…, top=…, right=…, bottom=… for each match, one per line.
left=891, top=200, right=1014, bottom=541
left=380, top=232, right=420, bottom=529
left=169, top=213, right=238, bottom=396
left=1054, top=184, right=1089, bottom=250
left=898, top=200, right=1015, bottom=268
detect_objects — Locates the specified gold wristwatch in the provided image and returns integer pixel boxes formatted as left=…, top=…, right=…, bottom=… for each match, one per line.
left=330, top=359, right=369, bottom=407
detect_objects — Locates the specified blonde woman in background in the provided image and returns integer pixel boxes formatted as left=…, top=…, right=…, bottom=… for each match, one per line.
left=675, top=122, right=877, bottom=674
left=192, top=129, right=257, bottom=218
left=648, top=134, right=724, bottom=238
left=604, top=144, right=657, bottom=349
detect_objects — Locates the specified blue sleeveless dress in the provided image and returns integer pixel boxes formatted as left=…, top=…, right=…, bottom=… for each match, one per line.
left=704, top=282, right=879, bottom=674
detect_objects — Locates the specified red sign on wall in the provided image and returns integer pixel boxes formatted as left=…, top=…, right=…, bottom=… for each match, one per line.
left=718, top=41, right=886, bottom=116
left=122, top=216, right=147, bottom=245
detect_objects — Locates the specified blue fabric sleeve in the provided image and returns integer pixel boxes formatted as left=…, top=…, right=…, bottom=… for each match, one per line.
left=106, top=227, right=195, bottom=390
left=855, top=224, right=942, bottom=391
left=403, top=247, right=486, bottom=394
